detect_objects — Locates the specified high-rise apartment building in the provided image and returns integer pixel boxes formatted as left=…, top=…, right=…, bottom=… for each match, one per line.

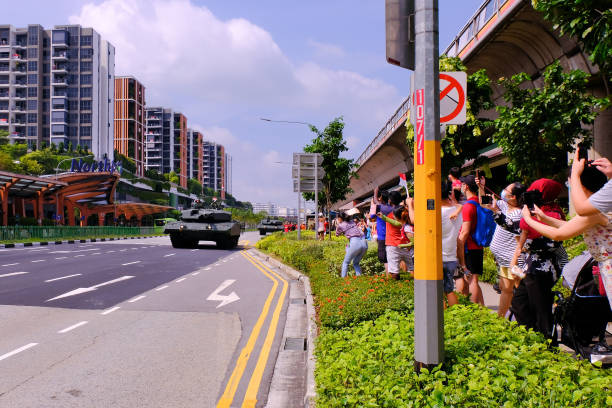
left=114, top=76, right=145, bottom=176
left=187, top=128, right=203, bottom=184
left=145, top=107, right=188, bottom=188
left=0, top=24, right=114, bottom=157
left=201, top=141, right=231, bottom=199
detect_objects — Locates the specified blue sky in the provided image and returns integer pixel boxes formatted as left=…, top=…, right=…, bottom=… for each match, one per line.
left=5, top=0, right=483, bottom=207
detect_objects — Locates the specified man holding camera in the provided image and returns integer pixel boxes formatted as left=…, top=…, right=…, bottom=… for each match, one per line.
left=456, top=174, right=485, bottom=305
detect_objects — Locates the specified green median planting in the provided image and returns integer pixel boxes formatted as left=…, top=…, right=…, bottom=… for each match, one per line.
left=256, top=231, right=612, bottom=407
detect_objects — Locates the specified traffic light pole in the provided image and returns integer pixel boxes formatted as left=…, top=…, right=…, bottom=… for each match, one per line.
left=413, top=0, right=443, bottom=370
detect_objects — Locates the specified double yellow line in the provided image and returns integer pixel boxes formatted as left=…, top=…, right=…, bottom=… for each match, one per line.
left=217, top=250, right=288, bottom=408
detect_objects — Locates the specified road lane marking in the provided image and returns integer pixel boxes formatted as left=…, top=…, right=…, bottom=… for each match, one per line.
left=1, top=263, right=19, bottom=267
left=155, top=285, right=169, bottom=291
left=214, top=264, right=221, bottom=267
left=31, top=259, right=45, bottom=263
left=207, top=280, right=239, bottom=308
left=190, top=249, right=198, bottom=252
left=101, top=306, right=120, bottom=315
left=216, top=251, right=279, bottom=408
left=163, top=253, right=175, bottom=257
left=45, top=274, right=82, bottom=282
left=47, top=275, right=135, bottom=302
left=121, top=261, right=141, bottom=266
left=204, top=267, right=212, bottom=271
left=106, top=250, right=116, bottom=253
left=74, top=255, right=86, bottom=258
left=192, top=272, right=200, bottom=276
left=55, top=257, right=68, bottom=260
left=131, top=248, right=138, bottom=250
left=58, top=321, right=88, bottom=334
left=120, top=249, right=128, bottom=252
left=0, top=272, right=28, bottom=278
left=127, top=295, right=146, bottom=303
left=175, top=277, right=187, bottom=283
left=0, top=343, right=38, bottom=362
left=241, top=252, right=288, bottom=408
left=91, top=252, right=101, bottom=255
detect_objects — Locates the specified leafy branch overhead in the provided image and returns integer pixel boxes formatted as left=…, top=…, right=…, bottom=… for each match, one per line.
left=493, top=60, right=609, bottom=181
left=303, top=117, right=357, bottom=211
left=406, top=56, right=494, bottom=175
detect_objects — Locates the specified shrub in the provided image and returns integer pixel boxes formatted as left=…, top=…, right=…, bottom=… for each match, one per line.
left=316, top=306, right=612, bottom=407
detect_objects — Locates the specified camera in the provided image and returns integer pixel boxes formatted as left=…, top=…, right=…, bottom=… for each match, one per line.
left=577, top=142, right=589, bottom=161
left=521, top=190, right=542, bottom=210
left=480, top=195, right=492, bottom=204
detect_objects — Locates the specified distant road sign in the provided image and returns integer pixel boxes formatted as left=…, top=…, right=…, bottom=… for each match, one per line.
left=293, top=153, right=323, bottom=166
left=292, top=166, right=325, bottom=179
left=293, top=180, right=323, bottom=193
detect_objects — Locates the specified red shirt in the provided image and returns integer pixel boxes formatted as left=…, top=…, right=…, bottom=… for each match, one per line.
left=461, top=201, right=482, bottom=250
left=385, top=212, right=409, bottom=247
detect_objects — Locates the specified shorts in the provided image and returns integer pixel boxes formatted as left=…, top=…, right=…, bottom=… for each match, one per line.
left=377, top=240, right=387, bottom=264
left=498, top=265, right=514, bottom=280
left=442, top=261, right=457, bottom=293
left=465, top=249, right=484, bottom=276
left=386, top=246, right=414, bottom=274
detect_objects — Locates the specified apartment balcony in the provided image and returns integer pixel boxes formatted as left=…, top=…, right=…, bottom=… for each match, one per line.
left=12, top=93, right=26, bottom=100
left=0, top=105, right=9, bottom=112
left=0, top=92, right=8, bottom=99
left=11, top=54, right=24, bottom=61
left=52, top=78, right=68, bottom=87
left=51, top=64, right=68, bottom=73
left=11, top=106, right=26, bottom=113
left=51, top=51, right=68, bottom=60
left=0, top=65, right=9, bottom=72
left=12, top=81, right=26, bottom=88
left=9, top=131, right=25, bottom=139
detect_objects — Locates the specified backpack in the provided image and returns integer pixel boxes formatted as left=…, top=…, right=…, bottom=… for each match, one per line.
left=465, top=200, right=496, bottom=247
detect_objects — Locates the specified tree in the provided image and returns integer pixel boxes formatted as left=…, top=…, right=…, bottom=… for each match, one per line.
left=57, top=142, right=65, bottom=153
left=187, top=178, right=203, bottom=196
left=168, top=171, right=179, bottom=185
left=406, top=56, right=495, bottom=176
left=533, top=0, right=612, bottom=92
left=493, top=61, right=609, bottom=181
left=303, top=117, right=356, bottom=214
left=0, top=129, right=8, bottom=146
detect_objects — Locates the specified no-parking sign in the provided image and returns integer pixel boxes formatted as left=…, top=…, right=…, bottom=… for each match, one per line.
left=439, top=71, right=466, bottom=125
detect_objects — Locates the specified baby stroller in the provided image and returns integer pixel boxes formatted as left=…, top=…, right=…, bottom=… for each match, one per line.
left=553, top=251, right=612, bottom=364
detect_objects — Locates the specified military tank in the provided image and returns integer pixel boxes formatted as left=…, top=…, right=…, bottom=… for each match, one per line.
left=257, top=218, right=285, bottom=235
left=164, top=204, right=241, bottom=249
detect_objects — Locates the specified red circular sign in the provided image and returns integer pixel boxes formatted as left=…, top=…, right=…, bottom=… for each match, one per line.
left=439, top=73, right=465, bottom=123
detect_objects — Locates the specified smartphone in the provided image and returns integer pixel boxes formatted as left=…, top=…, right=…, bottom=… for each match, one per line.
left=481, top=195, right=492, bottom=205
left=578, top=142, right=588, bottom=161
left=522, top=190, right=542, bottom=211
left=475, top=169, right=480, bottom=179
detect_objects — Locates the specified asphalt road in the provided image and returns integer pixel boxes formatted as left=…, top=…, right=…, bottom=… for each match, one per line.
left=0, top=231, right=289, bottom=408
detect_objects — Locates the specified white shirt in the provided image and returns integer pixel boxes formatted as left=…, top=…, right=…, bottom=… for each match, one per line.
left=441, top=205, right=462, bottom=262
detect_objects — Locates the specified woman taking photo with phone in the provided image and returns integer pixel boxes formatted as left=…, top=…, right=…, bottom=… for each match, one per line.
left=335, top=211, right=368, bottom=278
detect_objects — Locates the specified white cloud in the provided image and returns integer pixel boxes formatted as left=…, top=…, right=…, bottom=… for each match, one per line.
left=70, top=0, right=402, bottom=206
left=307, top=39, right=346, bottom=59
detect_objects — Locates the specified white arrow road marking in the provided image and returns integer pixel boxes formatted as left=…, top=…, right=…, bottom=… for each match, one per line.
left=46, top=275, right=135, bottom=302
left=45, top=274, right=82, bottom=282
left=207, top=279, right=240, bottom=308
left=0, top=343, right=38, bottom=362
left=0, top=272, right=28, bottom=278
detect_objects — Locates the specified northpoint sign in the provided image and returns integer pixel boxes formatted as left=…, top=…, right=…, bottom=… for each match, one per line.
left=70, top=157, right=122, bottom=174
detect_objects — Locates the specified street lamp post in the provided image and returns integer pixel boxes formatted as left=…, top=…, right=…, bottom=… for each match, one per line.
left=260, top=118, right=321, bottom=237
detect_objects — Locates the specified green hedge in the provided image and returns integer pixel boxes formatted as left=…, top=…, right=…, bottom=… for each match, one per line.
left=317, top=307, right=612, bottom=407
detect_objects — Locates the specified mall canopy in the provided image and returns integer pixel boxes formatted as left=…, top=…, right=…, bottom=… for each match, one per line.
left=0, top=171, right=68, bottom=226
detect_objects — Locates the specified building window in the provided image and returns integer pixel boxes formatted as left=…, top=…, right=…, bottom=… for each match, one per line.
left=27, top=126, right=37, bottom=136
left=27, top=113, right=37, bottom=123
left=80, top=35, right=93, bottom=46
left=27, top=74, right=37, bottom=85
left=52, top=111, right=66, bottom=122
left=51, top=124, right=66, bottom=135
left=80, top=126, right=91, bottom=136
left=80, top=74, right=92, bottom=85
left=42, top=102, right=49, bottom=111
left=52, top=30, right=68, bottom=45
left=52, top=98, right=65, bottom=110
left=42, top=75, right=49, bottom=86
left=67, top=87, right=78, bottom=98
left=68, top=113, right=78, bottom=123
left=27, top=100, right=37, bottom=110
left=28, top=27, right=39, bottom=45
left=80, top=113, right=91, bottom=123
left=80, top=48, right=93, bottom=59
left=27, top=61, right=37, bottom=72
left=27, top=87, right=37, bottom=97
left=42, top=89, right=50, bottom=99
left=68, top=126, right=78, bottom=136
left=80, top=100, right=91, bottom=111
left=27, top=48, right=38, bottom=59
left=68, top=62, right=78, bottom=71
left=80, top=86, right=92, bottom=97
left=68, top=100, right=78, bottom=110
left=80, top=61, right=92, bottom=71
left=43, top=63, right=50, bottom=74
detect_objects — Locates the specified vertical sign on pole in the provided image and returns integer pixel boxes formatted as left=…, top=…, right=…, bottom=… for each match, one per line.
left=297, top=163, right=301, bottom=240
left=413, top=0, right=443, bottom=370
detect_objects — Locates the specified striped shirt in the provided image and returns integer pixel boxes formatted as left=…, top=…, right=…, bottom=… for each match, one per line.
left=490, top=200, right=522, bottom=267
